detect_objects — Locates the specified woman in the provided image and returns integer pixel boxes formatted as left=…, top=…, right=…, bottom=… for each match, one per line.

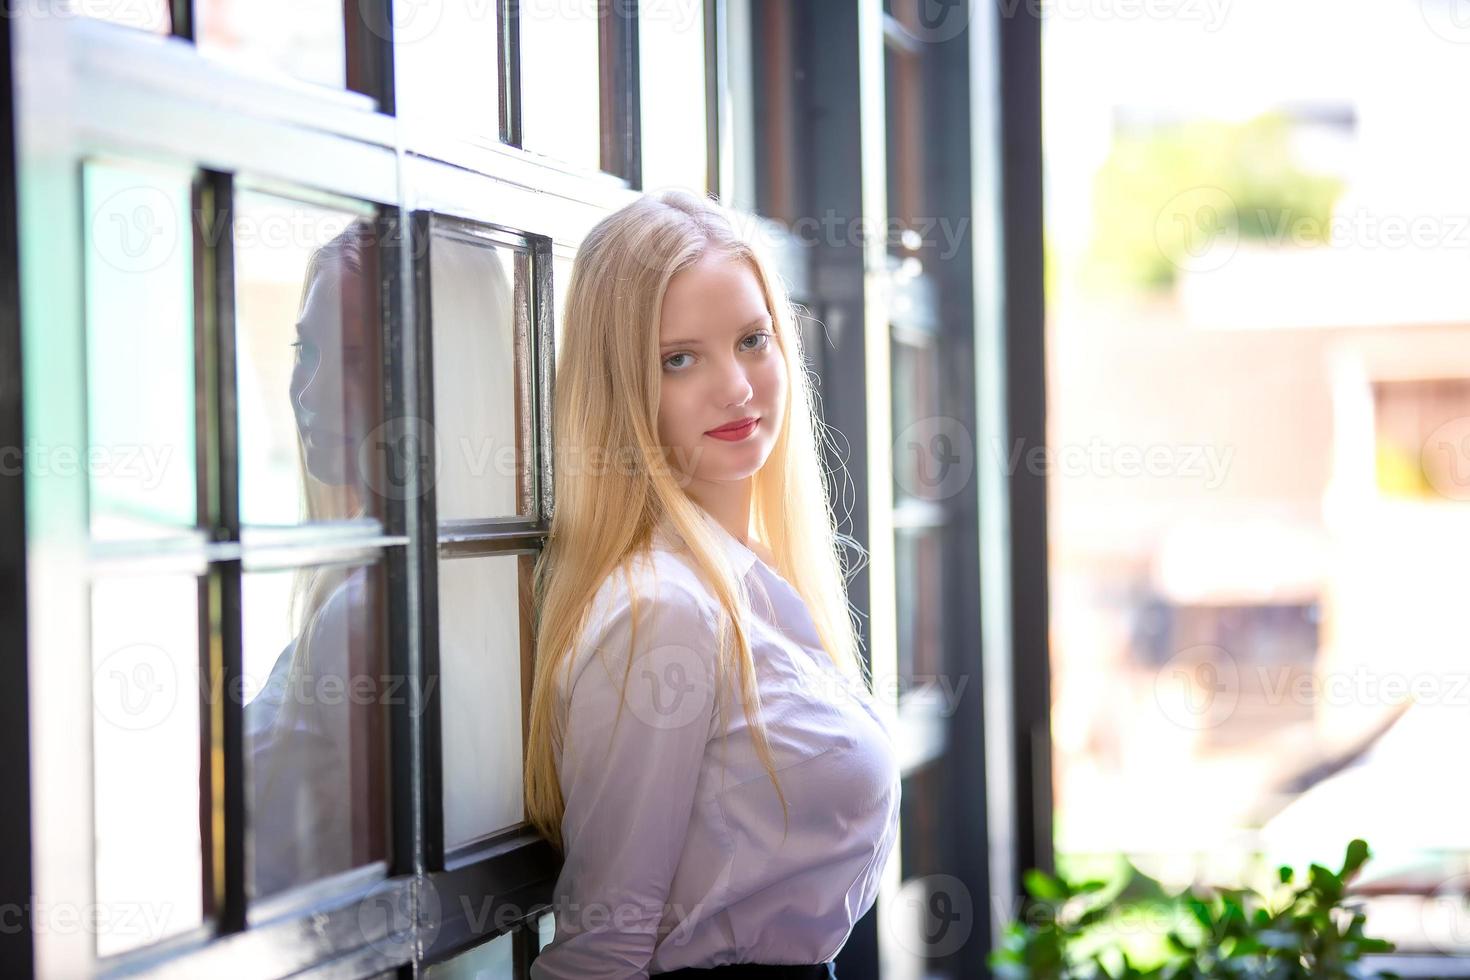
left=244, top=218, right=384, bottom=899
left=525, top=190, right=900, bottom=979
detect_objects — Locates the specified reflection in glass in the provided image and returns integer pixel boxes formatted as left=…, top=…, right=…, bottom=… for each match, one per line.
left=428, top=228, right=530, bottom=520
left=519, top=0, right=601, bottom=170
left=242, top=561, right=387, bottom=900
left=439, top=554, right=528, bottom=851
left=83, top=163, right=196, bottom=540
left=639, top=0, right=709, bottom=193
left=422, top=930, right=513, bottom=980
left=196, top=0, right=346, bottom=90
left=91, top=574, right=202, bottom=955
left=234, top=194, right=382, bottom=528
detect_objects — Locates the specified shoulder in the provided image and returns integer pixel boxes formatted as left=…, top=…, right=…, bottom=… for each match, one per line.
left=562, top=548, right=721, bottom=694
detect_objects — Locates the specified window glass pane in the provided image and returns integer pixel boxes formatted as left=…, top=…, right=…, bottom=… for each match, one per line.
left=439, top=553, right=528, bottom=851
left=895, top=527, right=943, bottom=693
left=394, top=3, right=501, bottom=139
left=77, top=0, right=170, bottom=32
left=423, top=930, right=513, bottom=980
left=234, top=192, right=383, bottom=529
left=890, top=334, right=942, bottom=505
left=91, top=574, right=202, bottom=956
left=83, top=162, right=196, bottom=541
left=552, top=252, right=573, bottom=362
left=535, top=910, right=554, bottom=952
left=242, top=559, right=388, bottom=899
left=196, top=0, right=346, bottom=90
left=721, top=0, right=757, bottom=212
left=428, top=225, right=533, bottom=521
left=1044, top=6, right=1470, bottom=953
left=639, top=0, right=709, bottom=193
left=519, top=0, right=601, bottom=170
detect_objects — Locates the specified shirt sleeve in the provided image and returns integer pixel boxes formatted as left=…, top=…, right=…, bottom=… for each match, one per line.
left=530, top=581, right=721, bottom=980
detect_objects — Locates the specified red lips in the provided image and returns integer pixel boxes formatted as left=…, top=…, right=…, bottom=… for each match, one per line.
left=706, top=416, right=760, bottom=435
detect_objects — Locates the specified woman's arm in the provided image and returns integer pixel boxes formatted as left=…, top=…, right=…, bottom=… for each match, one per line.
left=531, top=582, right=721, bottom=980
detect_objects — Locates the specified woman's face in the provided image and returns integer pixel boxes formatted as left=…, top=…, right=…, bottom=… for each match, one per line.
left=290, top=261, right=374, bottom=488
left=655, top=254, right=786, bottom=488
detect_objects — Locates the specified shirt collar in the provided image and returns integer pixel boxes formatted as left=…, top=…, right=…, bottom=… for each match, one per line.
left=652, top=507, right=760, bottom=579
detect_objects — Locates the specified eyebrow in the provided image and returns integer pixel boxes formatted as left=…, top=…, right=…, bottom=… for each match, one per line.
left=660, top=313, right=771, bottom=350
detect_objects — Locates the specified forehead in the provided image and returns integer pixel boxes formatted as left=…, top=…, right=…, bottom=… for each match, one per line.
left=658, top=254, right=767, bottom=338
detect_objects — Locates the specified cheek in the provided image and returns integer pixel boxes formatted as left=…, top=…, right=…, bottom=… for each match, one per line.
left=758, top=353, right=788, bottom=409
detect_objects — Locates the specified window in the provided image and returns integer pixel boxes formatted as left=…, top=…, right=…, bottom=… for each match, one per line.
left=518, top=0, right=602, bottom=170
left=638, top=0, right=711, bottom=193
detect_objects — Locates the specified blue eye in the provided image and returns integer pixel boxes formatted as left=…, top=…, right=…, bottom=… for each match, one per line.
left=662, top=332, right=771, bottom=373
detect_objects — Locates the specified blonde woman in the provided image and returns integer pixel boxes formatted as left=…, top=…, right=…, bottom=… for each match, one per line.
left=244, top=219, right=384, bottom=898
left=525, top=191, right=900, bottom=979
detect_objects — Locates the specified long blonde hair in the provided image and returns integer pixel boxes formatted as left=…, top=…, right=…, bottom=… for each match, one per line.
left=256, top=220, right=375, bottom=861
left=523, top=189, right=866, bottom=853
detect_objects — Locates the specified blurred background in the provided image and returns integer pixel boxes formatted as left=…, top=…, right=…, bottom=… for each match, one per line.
left=2, top=0, right=1468, bottom=978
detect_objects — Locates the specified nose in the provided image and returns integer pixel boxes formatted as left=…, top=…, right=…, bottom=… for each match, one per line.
left=716, top=353, right=754, bottom=409
left=293, top=359, right=323, bottom=427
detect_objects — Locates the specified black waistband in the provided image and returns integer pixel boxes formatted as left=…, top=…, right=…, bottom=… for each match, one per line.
left=651, top=962, right=836, bottom=980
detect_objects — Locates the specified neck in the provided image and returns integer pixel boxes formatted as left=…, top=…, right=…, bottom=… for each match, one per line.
left=683, top=476, right=754, bottom=546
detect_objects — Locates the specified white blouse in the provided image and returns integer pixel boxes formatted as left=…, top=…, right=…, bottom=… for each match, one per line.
left=530, top=510, right=901, bottom=978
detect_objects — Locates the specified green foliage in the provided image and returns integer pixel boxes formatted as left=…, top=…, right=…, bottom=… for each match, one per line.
left=990, top=839, right=1399, bottom=979
left=1086, top=112, right=1345, bottom=292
